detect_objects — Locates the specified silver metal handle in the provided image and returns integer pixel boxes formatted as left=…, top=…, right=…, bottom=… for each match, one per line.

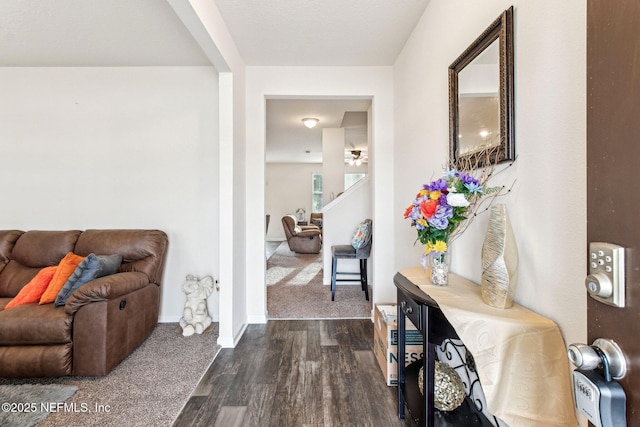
left=568, top=343, right=600, bottom=370
left=568, top=338, right=627, bottom=380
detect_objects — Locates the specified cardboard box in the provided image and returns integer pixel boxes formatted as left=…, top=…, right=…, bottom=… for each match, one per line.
left=373, top=303, right=424, bottom=386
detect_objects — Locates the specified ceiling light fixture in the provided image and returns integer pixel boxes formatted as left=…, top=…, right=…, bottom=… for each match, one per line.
left=302, top=118, right=319, bottom=129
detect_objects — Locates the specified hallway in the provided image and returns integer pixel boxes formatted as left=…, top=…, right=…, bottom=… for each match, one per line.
left=173, top=319, right=405, bottom=427
left=266, top=241, right=372, bottom=319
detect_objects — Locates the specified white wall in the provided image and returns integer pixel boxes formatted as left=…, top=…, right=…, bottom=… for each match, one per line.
left=265, top=162, right=322, bottom=241
left=265, top=161, right=369, bottom=242
left=245, top=66, right=394, bottom=323
left=322, top=128, right=346, bottom=206
left=394, top=0, right=586, bottom=351
left=0, top=66, right=220, bottom=322
left=176, top=0, right=248, bottom=347
left=322, top=177, right=372, bottom=285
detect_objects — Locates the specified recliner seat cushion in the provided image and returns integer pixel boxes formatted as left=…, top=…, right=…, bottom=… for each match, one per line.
left=0, top=304, right=72, bottom=345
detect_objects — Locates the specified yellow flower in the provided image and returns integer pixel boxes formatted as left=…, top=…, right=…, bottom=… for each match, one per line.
left=429, top=191, right=441, bottom=200
left=419, top=189, right=429, bottom=197
left=424, top=240, right=448, bottom=254
left=417, top=218, right=428, bottom=227
left=434, top=240, right=448, bottom=253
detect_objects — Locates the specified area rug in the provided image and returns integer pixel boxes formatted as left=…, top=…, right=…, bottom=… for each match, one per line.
left=0, top=384, right=77, bottom=427
left=267, top=242, right=372, bottom=318
left=266, top=242, right=323, bottom=286
left=0, top=323, right=220, bottom=427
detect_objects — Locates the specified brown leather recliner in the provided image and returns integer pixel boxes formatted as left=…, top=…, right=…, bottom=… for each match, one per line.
left=309, top=212, right=323, bottom=229
left=0, top=229, right=168, bottom=377
left=282, top=215, right=322, bottom=254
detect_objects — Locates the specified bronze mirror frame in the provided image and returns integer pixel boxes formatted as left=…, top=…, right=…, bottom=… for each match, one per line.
left=449, top=6, right=514, bottom=168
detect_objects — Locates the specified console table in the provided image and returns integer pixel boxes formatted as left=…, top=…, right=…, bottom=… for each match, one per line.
left=394, top=268, right=577, bottom=427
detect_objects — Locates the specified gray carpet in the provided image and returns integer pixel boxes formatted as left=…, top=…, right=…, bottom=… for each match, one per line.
left=0, top=323, right=220, bottom=427
left=0, top=384, right=77, bottom=427
left=267, top=242, right=372, bottom=318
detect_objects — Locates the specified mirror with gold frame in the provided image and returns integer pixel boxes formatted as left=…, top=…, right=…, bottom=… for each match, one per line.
left=449, top=6, right=514, bottom=168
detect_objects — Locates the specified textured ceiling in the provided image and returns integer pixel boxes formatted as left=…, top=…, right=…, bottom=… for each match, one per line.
left=0, top=0, right=210, bottom=66
left=267, top=99, right=371, bottom=163
left=0, top=0, right=431, bottom=67
left=214, top=0, right=431, bottom=66
left=0, top=1, right=430, bottom=162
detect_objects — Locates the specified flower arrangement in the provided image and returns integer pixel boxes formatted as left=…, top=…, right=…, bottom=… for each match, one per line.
left=404, top=171, right=484, bottom=256
left=404, top=146, right=513, bottom=260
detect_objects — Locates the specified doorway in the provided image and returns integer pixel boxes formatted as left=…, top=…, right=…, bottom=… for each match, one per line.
left=265, top=98, right=372, bottom=318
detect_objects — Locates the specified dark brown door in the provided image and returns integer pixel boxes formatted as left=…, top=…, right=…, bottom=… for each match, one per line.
left=587, top=0, right=640, bottom=423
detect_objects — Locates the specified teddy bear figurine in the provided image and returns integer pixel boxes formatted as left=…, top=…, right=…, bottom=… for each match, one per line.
left=179, top=274, right=214, bottom=337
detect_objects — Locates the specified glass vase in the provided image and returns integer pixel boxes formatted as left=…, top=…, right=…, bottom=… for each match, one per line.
left=430, top=251, right=450, bottom=286
left=422, top=250, right=451, bottom=286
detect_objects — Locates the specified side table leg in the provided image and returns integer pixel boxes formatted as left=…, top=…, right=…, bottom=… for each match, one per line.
left=397, top=300, right=405, bottom=419
left=423, top=306, right=434, bottom=426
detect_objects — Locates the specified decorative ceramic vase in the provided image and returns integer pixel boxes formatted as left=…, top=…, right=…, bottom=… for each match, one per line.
left=481, top=204, right=519, bottom=308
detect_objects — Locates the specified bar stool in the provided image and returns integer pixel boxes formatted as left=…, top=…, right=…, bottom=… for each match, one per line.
left=330, top=219, right=372, bottom=301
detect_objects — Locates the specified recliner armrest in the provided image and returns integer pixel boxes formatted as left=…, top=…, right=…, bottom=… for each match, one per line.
left=296, top=229, right=321, bottom=237
left=300, top=225, right=320, bottom=231
left=64, top=272, right=150, bottom=316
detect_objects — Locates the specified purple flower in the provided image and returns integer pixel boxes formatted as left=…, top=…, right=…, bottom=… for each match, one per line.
left=435, top=205, right=453, bottom=219
left=427, top=215, right=449, bottom=230
left=427, top=205, right=452, bottom=230
left=430, top=179, right=448, bottom=192
left=423, top=179, right=447, bottom=192
left=409, top=206, right=421, bottom=221
left=456, top=173, right=479, bottom=186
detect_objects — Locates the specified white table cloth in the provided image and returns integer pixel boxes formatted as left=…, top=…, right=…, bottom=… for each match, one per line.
left=400, top=267, right=578, bottom=427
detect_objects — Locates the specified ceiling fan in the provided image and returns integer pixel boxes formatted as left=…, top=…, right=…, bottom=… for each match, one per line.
left=347, top=150, right=367, bottom=166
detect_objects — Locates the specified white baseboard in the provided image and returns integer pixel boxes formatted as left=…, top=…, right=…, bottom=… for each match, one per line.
left=217, top=322, right=248, bottom=348
left=158, top=315, right=219, bottom=323
left=247, top=314, right=267, bottom=324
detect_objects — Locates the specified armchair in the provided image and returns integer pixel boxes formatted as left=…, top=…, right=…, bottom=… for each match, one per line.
left=281, top=215, right=322, bottom=254
left=309, top=212, right=323, bottom=229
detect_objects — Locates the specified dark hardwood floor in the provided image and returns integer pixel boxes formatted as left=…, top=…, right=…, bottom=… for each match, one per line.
left=173, top=319, right=408, bottom=427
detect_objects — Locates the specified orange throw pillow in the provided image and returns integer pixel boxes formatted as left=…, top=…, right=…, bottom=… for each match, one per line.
left=39, top=252, right=85, bottom=304
left=5, top=266, right=57, bottom=309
